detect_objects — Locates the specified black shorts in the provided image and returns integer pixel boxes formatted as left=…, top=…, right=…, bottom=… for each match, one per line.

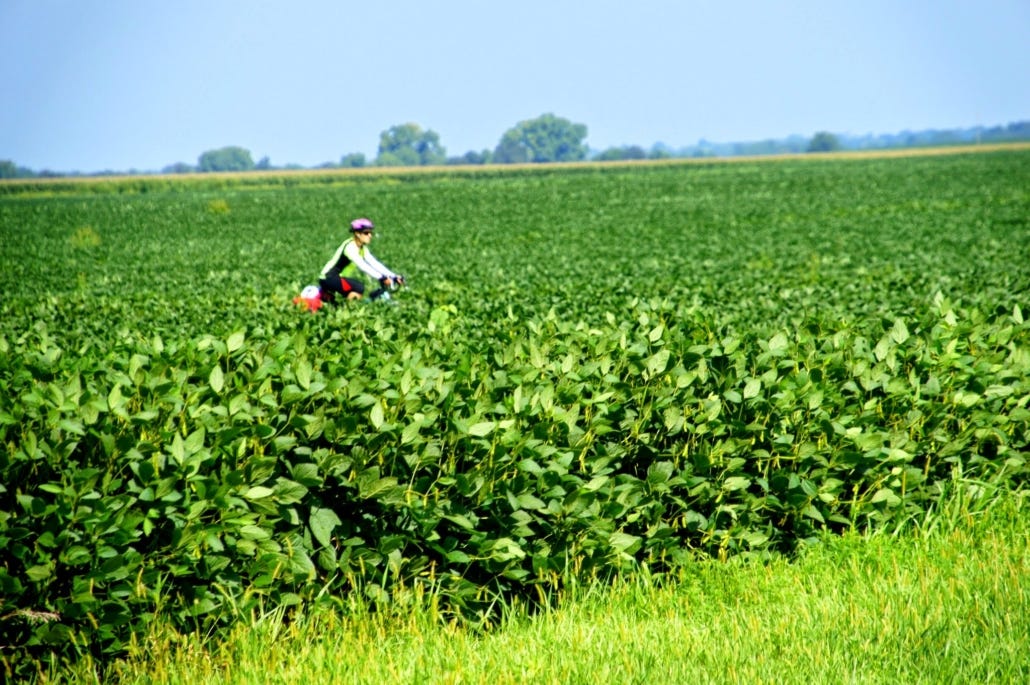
left=318, top=273, right=365, bottom=301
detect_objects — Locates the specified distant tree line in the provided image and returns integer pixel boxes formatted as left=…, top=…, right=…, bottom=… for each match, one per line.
left=3, top=118, right=1028, bottom=178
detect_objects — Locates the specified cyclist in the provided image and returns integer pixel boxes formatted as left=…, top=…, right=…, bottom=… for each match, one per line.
left=317, top=218, right=405, bottom=304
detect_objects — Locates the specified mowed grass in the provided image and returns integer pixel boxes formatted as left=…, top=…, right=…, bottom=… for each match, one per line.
left=66, top=488, right=1026, bottom=685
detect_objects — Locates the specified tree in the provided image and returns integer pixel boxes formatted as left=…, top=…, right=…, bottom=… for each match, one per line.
left=650, top=143, right=674, bottom=160
left=197, top=146, right=255, bottom=172
left=447, top=150, right=492, bottom=165
left=0, top=159, right=35, bottom=178
left=340, top=153, right=366, bottom=168
left=375, top=151, right=406, bottom=168
left=595, top=145, right=646, bottom=161
left=162, top=162, right=195, bottom=174
left=494, top=113, right=588, bottom=164
left=376, top=123, right=446, bottom=166
left=0, top=160, right=20, bottom=178
left=493, top=136, right=528, bottom=164
left=807, top=132, right=842, bottom=153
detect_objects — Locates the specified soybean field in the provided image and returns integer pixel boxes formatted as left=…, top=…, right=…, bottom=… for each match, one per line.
left=1, top=148, right=1028, bottom=676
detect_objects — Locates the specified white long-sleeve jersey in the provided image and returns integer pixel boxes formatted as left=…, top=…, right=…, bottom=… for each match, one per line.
left=320, top=238, right=397, bottom=282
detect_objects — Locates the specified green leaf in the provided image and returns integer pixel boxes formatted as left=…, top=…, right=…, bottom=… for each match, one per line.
left=62, top=546, right=91, bottom=565
left=487, top=537, right=526, bottom=562
left=239, top=525, right=271, bottom=541
left=185, top=427, right=206, bottom=455
left=446, top=549, right=471, bottom=563
left=723, top=476, right=750, bottom=491
left=281, top=384, right=306, bottom=405
left=646, top=461, right=674, bottom=484
left=646, top=349, right=671, bottom=376
left=227, top=330, right=246, bottom=353
left=874, top=336, right=892, bottom=361
left=244, top=486, right=274, bottom=500
left=370, top=402, right=384, bottom=429
left=515, top=493, right=546, bottom=510
left=107, top=384, right=125, bottom=411
left=401, top=421, right=421, bottom=445
left=885, top=448, right=912, bottom=463
left=870, top=487, right=901, bottom=506
left=274, top=478, right=308, bottom=504
left=802, top=504, right=825, bottom=523
left=358, top=475, right=399, bottom=499
left=295, top=359, right=312, bottom=390
left=468, top=421, right=496, bottom=437
left=513, top=385, right=526, bottom=413
left=58, top=419, right=85, bottom=435
left=310, top=507, right=342, bottom=548
left=169, top=432, right=185, bottom=465
left=742, top=530, right=770, bottom=547
left=209, top=365, right=224, bottom=394
left=444, top=513, right=475, bottom=530
left=890, top=318, right=910, bottom=344
left=25, top=563, right=54, bottom=582
left=768, top=332, right=789, bottom=355
left=608, top=531, right=642, bottom=554
left=290, top=463, right=322, bottom=486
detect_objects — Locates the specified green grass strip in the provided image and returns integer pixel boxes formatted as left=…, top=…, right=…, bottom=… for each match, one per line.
left=74, top=490, right=1028, bottom=685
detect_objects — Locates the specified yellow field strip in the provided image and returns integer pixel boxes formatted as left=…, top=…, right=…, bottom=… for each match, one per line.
left=2, top=141, right=1028, bottom=187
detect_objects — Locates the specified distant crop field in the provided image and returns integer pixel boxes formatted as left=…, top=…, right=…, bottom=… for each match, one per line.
left=3, top=141, right=1028, bottom=192
left=1, top=147, right=1028, bottom=674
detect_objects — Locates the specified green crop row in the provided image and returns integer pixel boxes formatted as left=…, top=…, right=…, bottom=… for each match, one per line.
left=1, top=150, right=1028, bottom=678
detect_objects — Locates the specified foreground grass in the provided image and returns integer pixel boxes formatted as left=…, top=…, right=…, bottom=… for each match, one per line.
left=61, top=489, right=1025, bottom=685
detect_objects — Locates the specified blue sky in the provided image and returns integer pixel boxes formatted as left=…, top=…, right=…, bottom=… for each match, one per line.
left=2, top=0, right=1028, bottom=173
